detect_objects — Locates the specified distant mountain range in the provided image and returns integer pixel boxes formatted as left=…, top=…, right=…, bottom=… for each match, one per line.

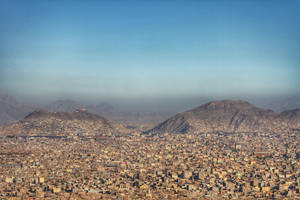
left=249, top=95, right=300, bottom=113
left=43, top=100, right=85, bottom=113
left=0, top=95, right=36, bottom=126
left=45, top=100, right=173, bottom=130
left=1, top=94, right=300, bottom=136
left=145, top=100, right=300, bottom=135
left=0, top=95, right=173, bottom=129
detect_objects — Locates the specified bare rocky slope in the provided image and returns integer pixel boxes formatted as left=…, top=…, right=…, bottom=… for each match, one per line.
left=0, top=109, right=132, bottom=136
left=279, top=108, right=300, bottom=129
left=144, top=100, right=291, bottom=135
left=0, top=95, right=172, bottom=130
left=2, top=96, right=300, bottom=136
left=44, top=100, right=173, bottom=130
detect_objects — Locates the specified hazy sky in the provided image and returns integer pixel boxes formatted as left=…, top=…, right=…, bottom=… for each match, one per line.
left=1, top=0, right=300, bottom=105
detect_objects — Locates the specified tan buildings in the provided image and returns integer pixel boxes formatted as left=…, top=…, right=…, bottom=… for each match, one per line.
left=0, top=129, right=299, bottom=199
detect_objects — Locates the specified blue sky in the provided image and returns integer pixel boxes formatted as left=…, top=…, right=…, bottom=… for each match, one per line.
left=0, top=0, right=299, bottom=105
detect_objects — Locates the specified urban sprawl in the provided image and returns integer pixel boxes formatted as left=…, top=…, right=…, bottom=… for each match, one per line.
left=0, top=130, right=299, bottom=199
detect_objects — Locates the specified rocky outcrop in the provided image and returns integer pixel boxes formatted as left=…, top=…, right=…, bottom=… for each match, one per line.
left=145, top=100, right=280, bottom=135
left=0, top=109, right=132, bottom=137
left=279, top=108, right=300, bottom=129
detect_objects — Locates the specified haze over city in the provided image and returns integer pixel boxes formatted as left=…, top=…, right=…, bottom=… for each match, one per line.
left=1, top=0, right=299, bottom=112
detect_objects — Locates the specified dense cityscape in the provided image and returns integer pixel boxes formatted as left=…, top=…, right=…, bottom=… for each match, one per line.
left=0, top=129, right=299, bottom=199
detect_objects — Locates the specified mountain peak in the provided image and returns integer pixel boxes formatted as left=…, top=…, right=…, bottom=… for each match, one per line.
left=1, top=109, right=131, bottom=137
left=73, top=108, right=88, bottom=113
left=201, top=100, right=252, bottom=109
left=145, top=99, right=278, bottom=135
left=24, top=109, right=106, bottom=121
left=44, top=99, right=85, bottom=113
left=24, top=109, right=51, bottom=119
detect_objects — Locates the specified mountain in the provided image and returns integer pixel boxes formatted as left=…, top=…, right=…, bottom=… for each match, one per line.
left=44, top=100, right=172, bottom=130
left=0, top=109, right=132, bottom=136
left=44, top=100, right=85, bottom=112
left=144, top=100, right=279, bottom=135
left=87, top=102, right=116, bottom=113
left=279, top=108, right=300, bottom=129
left=0, top=94, right=36, bottom=126
left=88, top=109, right=174, bottom=131
left=250, top=95, right=300, bottom=113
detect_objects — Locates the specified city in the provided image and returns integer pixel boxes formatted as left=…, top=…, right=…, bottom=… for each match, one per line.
left=0, top=128, right=299, bottom=199
left=1, top=0, right=300, bottom=199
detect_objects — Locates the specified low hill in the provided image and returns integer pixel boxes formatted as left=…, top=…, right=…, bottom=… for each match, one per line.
left=0, top=109, right=132, bottom=137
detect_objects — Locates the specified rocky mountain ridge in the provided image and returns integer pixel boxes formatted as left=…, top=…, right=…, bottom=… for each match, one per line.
left=0, top=95, right=173, bottom=129
left=1, top=95, right=300, bottom=136
left=0, top=109, right=132, bottom=137
left=279, top=108, right=300, bottom=129
left=145, top=100, right=300, bottom=135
